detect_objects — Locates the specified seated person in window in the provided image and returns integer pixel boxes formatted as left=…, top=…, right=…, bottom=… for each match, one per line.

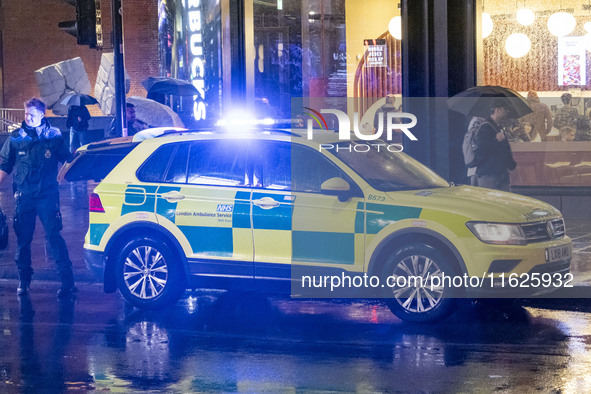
left=507, top=122, right=531, bottom=142
left=574, top=115, right=591, bottom=141
left=559, top=126, right=575, bottom=142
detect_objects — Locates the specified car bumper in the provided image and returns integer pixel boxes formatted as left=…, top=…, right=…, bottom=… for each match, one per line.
left=85, top=248, right=105, bottom=279
left=465, top=258, right=571, bottom=298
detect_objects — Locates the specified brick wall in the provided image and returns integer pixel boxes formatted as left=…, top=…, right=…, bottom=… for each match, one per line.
left=0, top=0, right=159, bottom=116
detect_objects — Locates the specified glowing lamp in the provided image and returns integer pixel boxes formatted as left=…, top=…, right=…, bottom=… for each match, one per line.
left=388, top=16, right=402, bottom=40
left=505, top=33, right=531, bottom=58
left=516, top=8, right=535, bottom=26
left=482, top=13, right=493, bottom=39
left=547, top=12, right=576, bottom=37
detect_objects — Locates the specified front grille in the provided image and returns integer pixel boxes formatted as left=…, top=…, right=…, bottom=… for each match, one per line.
left=521, top=218, right=565, bottom=243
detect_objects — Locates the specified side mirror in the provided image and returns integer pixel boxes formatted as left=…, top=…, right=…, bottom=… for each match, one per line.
left=321, top=177, right=351, bottom=202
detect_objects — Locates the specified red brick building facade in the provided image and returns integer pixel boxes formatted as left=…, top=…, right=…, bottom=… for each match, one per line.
left=0, top=0, right=159, bottom=115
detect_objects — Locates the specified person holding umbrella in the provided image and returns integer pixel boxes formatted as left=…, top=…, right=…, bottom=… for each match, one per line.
left=472, top=98, right=518, bottom=192
left=66, top=105, right=90, bottom=153
left=108, top=103, right=149, bottom=138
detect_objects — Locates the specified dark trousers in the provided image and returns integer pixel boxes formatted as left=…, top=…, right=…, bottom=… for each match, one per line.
left=69, top=127, right=82, bottom=154
left=476, top=173, right=511, bottom=192
left=14, top=192, right=73, bottom=281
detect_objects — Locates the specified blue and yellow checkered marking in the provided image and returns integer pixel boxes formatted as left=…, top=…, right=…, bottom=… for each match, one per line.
left=292, top=231, right=355, bottom=265
left=156, top=185, right=182, bottom=222
left=114, top=186, right=422, bottom=264
left=178, top=226, right=234, bottom=257
left=252, top=192, right=292, bottom=231
left=121, top=185, right=158, bottom=216
left=232, top=191, right=251, bottom=229
left=89, top=223, right=109, bottom=246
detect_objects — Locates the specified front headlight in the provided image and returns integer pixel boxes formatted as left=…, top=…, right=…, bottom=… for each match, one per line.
left=466, top=222, right=527, bottom=245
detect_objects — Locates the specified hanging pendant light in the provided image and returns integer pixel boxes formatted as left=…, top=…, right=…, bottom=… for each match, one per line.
left=505, top=33, right=531, bottom=58
left=547, top=12, right=576, bottom=37
left=516, top=8, right=535, bottom=26
left=388, top=16, right=402, bottom=40
left=482, top=13, right=493, bottom=39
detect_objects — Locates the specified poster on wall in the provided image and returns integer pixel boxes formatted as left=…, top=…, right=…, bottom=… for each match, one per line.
left=558, top=37, right=586, bottom=86
left=363, top=39, right=387, bottom=67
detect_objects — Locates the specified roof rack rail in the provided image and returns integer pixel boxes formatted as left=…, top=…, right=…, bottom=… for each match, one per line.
left=132, top=126, right=302, bottom=141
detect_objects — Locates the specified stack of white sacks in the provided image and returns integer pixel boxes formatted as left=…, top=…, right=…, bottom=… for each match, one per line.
left=35, top=54, right=130, bottom=116
left=35, top=57, right=91, bottom=115
left=93, top=53, right=130, bottom=115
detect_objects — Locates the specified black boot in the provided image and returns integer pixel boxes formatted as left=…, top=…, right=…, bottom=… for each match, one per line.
left=57, top=269, right=77, bottom=299
left=17, top=271, right=31, bottom=296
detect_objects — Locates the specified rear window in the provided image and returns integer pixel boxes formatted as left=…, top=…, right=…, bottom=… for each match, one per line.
left=62, top=145, right=139, bottom=182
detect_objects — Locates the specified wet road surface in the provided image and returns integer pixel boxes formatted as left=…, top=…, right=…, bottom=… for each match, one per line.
left=1, top=280, right=591, bottom=393
left=0, top=181, right=588, bottom=392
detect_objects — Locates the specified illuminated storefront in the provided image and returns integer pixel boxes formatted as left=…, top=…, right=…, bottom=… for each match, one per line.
left=158, top=0, right=401, bottom=125
left=479, top=0, right=591, bottom=190
left=156, top=0, right=591, bottom=198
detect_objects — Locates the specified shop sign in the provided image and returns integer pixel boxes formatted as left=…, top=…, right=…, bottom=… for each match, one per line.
left=186, top=0, right=207, bottom=120
left=363, top=39, right=387, bottom=68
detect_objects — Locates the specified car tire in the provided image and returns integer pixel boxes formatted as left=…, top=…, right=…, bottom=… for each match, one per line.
left=382, top=243, right=460, bottom=323
left=115, top=237, right=185, bottom=309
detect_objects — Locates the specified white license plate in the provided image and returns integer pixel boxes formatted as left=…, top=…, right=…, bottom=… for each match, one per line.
left=546, top=245, right=571, bottom=263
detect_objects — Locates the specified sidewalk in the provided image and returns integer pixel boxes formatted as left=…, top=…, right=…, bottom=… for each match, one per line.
left=0, top=182, right=589, bottom=299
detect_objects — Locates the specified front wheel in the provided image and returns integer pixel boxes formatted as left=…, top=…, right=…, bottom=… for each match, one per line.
left=115, top=237, right=185, bottom=309
left=382, top=243, right=460, bottom=323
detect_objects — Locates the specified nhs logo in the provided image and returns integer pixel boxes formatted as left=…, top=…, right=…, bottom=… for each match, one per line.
left=217, top=204, right=234, bottom=212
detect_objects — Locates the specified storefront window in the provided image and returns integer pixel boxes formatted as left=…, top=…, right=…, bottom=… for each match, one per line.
left=481, top=0, right=591, bottom=187
left=251, top=0, right=402, bottom=121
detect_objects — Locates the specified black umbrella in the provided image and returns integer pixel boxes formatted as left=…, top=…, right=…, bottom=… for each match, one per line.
left=448, top=85, right=532, bottom=118
left=59, top=92, right=99, bottom=107
left=141, top=76, right=199, bottom=96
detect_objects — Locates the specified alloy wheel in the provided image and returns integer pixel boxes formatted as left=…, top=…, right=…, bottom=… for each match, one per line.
left=389, top=254, right=444, bottom=313
left=123, top=246, right=169, bottom=300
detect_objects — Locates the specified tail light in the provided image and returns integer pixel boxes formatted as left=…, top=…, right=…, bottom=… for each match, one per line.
left=89, top=193, right=105, bottom=213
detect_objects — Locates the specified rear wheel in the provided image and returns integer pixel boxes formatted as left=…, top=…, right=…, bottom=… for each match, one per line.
left=382, top=243, right=460, bottom=323
left=115, top=237, right=185, bottom=309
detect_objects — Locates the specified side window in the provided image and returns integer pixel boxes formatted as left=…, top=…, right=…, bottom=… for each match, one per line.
left=165, top=143, right=189, bottom=183
left=137, top=144, right=177, bottom=183
left=260, top=142, right=351, bottom=193
left=187, top=141, right=247, bottom=186
left=261, top=143, right=291, bottom=190
left=291, top=145, right=348, bottom=193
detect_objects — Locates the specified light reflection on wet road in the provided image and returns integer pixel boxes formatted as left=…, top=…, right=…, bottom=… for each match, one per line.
left=0, top=281, right=591, bottom=392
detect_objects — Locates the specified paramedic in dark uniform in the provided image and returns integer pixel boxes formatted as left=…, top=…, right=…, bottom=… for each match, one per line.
left=0, top=98, right=76, bottom=297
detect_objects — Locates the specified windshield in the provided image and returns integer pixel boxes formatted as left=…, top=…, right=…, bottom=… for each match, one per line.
left=331, top=141, right=449, bottom=191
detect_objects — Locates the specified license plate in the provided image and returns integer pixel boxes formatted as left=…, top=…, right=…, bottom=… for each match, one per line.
left=545, top=245, right=571, bottom=263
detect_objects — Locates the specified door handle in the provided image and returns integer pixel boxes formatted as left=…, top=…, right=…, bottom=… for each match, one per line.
left=161, top=191, right=185, bottom=202
left=253, top=196, right=280, bottom=209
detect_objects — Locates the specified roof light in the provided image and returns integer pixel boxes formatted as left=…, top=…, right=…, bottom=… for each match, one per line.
left=215, top=110, right=276, bottom=129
